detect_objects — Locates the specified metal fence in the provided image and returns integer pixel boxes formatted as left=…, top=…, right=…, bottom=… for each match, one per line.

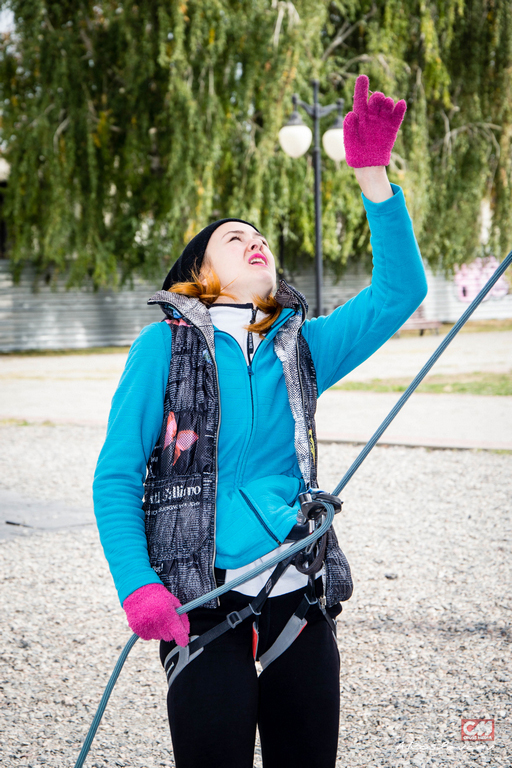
left=0, top=262, right=160, bottom=352
left=1, top=257, right=510, bottom=352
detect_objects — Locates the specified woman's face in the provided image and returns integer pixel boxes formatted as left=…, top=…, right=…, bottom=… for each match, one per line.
left=203, top=222, right=277, bottom=304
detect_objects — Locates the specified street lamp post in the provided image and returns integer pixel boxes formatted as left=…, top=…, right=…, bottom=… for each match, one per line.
left=279, top=79, right=345, bottom=317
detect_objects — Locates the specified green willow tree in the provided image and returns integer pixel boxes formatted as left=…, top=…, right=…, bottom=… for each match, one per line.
left=0, top=0, right=511, bottom=287
left=320, top=0, right=512, bottom=273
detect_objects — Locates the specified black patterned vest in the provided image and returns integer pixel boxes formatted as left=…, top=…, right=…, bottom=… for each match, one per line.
left=144, top=281, right=353, bottom=608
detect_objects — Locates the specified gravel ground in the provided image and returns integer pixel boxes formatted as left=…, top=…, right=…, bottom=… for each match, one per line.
left=1, top=424, right=511, bottom=767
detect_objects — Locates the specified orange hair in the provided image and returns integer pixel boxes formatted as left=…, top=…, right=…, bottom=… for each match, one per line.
left=168, top=268, right=282, bottom=336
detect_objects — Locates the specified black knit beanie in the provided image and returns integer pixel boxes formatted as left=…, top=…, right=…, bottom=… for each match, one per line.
left=162, top=218, right=260, bottom=291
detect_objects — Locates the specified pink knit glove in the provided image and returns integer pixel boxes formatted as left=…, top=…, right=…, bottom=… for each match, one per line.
left=123, top=583, right=190, bottom=646
left=343, top=75, right=407, bottom=168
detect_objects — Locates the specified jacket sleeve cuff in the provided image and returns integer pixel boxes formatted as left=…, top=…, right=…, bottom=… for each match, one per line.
left=361, top=182, right=405, bottom=216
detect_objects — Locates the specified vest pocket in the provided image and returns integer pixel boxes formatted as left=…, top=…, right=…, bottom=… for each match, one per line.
left=145, top=484, right=210, bottom=553
left=144, top=475, right=216, bottom=606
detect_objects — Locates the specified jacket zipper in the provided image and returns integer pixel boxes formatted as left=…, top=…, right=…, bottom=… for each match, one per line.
left=239, top=489, right=282, bottom=546
left=241, top=308, right=282, bottom=547
left=237, top=306, right=259, bottom=485
left=209, top=320, right=261, bottom=488
left=246, top=307, right=257, bottom=366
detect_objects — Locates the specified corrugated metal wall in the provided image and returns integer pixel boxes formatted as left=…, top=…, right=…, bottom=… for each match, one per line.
left=1, top=257, right=510, bottom=352
left=0, top=262, right=160, bottom=351
left=422, top=257, right=512, bottom=323
left=289, top=260, right=512, bottom=323
left=286, top=262, right=371, bottom=316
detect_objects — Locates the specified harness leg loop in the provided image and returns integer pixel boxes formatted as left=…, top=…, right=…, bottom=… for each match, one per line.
left=164, top=636, right=205, bottom=689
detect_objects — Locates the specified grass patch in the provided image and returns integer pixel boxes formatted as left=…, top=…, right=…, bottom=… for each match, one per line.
left=395, top=318, right=512, bottom=337
left=332, top=371, right=512, bottom=397
left=0, top=418, right=57, bottom=427
left=1, top=319, right=511, bottom=357
left=442, top=318, right=512, bottom=334
left=0, top=346, right=130, bottom=357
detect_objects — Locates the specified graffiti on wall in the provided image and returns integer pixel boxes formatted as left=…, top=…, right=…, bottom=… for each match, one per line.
left=454, top=256, right=510, bottom=303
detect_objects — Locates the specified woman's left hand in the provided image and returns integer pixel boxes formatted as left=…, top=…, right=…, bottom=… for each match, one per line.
left=343, top=74, right=407, bottom=169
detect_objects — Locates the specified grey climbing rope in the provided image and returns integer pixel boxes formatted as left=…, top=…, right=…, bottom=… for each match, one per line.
left=332, top=249, right=512, bottom=498
left=74, top=249, right=511, bottom=768
left=73, top=503, right=336, bottom=768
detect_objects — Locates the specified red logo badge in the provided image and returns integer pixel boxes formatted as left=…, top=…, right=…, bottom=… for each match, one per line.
left=461, top=719, right=494, bottom=741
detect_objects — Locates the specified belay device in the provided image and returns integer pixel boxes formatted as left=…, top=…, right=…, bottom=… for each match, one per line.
left=74, top=250, right=512, bottom=768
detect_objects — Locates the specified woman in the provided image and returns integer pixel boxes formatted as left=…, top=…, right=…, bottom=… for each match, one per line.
left=93, top=75, right=428, bottom=768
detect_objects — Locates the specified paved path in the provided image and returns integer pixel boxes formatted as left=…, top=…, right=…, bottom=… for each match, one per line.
left=341, top=329, right=512, bottom=380
left=0, top=489, right=94, bottom=540
left=0, top=330, right=511, bottom=449
left=316, top=390, right=512, bottom=450
left=0, top=353, right=123, bottom=425
left=317, top=329, right=512, bottom=449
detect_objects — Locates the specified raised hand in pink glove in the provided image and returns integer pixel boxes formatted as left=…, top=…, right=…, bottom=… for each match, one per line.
left=123, top=583, right=190, bottom=646
left=343, top=74, right=407, bottom=168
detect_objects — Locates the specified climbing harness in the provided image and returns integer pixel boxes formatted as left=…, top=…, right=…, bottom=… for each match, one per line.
left=164, top=555, right=317, bottom=688
left=74, top=249, right=512, bottom=768
left=164, top=490, right=341, bottom=689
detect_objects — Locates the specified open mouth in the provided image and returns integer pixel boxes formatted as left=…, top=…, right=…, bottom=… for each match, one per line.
left=248, top=253, right=268, bottom=267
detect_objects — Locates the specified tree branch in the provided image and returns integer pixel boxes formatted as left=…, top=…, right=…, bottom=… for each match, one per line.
left=53, top=116, right=70, bottom=153
left=329, top=54, right=373, bottom=84
left=271, top=1, right=300, bottom=49
left=322, top=4, right=377, bottom=62
left=28, top=102, right=55, bottom=129
left=430, top=121, right=502, bottom=154
left=79, top=28, right=94, bottom=60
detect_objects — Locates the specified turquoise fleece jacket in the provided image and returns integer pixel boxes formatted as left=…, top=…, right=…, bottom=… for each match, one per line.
left=93, top=184, right=428, bottom=606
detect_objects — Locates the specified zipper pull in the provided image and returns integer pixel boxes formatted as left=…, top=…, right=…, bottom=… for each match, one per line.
left=247, top=331, right=254, bottom=360
left=247, top=306, right=257, bottom=366
left=248, top=365, right=254, bottom=376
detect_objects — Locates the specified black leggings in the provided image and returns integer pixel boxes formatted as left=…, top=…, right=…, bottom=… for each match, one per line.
left=159, top=579, right=342, bottom=768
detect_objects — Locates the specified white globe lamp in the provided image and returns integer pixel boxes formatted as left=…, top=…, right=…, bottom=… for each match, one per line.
left=278, top=112, right=312, bottom=159
left=322, top=114, right=345, bottom=162
left=0, top=158, right=11, bottom=182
